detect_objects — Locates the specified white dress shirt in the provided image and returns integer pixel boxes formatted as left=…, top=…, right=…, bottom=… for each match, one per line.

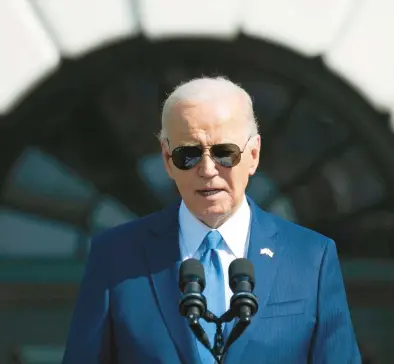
left=178, top=196, right=251, bottom=311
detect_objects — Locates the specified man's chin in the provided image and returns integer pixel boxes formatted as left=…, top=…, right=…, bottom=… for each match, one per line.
left=195, top=204, right=233, bottom=227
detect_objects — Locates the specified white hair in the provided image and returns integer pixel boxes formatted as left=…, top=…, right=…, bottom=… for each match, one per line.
left=159, top=76, right=259, bottom=142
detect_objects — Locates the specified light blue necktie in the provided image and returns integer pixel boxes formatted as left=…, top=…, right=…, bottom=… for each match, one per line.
left=197, top=230, right=225, bottom=364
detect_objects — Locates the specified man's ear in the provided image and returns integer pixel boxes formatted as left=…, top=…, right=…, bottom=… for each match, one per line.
left=249, top=135, right=261, bottom=176
left=161, top=141, right=175, bottom=180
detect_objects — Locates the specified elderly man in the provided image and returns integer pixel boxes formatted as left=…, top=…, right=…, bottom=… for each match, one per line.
left=62, top=77, right=361, bottom=364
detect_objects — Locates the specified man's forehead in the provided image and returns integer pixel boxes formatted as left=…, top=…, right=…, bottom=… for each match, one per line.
left=167, top=125, right=247, bottom=148
left=167, top=98, right=246, bottom=129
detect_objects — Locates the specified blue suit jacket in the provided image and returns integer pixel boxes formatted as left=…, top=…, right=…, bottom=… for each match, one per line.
left=62, top=198, right=361, bottom=364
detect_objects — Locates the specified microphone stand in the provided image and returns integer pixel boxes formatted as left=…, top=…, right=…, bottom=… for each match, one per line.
left=202, top=311, right=224, bottom=364
left=200, top=308, right=252, bottom=364
left=184, top=293, right=258, bottom=363
left=210, top=304, right=255, bottom=364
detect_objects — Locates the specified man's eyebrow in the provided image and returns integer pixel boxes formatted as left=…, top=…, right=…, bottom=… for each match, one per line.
left=178, top=141, right=200, bottom=146
left=170, top=139, right=201, bottom=147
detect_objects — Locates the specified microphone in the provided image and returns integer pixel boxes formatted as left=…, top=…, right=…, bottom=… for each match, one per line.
left=179, top=258, right=207, bottom=321
left=222, top=258, right=259, bottom=352
left=178, top=259, right=212, bottom=351
left=229, top=258, right=258, bottom=321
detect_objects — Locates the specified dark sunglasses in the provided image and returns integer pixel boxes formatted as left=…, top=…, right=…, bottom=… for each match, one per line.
left=168, top=136, right=254, bottom=170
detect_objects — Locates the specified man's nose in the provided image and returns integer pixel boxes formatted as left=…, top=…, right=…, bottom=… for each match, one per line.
left=198, top=151, right=219, bottom=178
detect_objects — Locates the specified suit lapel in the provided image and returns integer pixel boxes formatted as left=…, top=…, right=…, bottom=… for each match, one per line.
left=225, top=199, right=283, bottom=364
left=144, top=202, right=200, bottom=364
left=247, top=200, right=283, bottom=311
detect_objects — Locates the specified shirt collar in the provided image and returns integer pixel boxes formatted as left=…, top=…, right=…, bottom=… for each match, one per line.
left=179, top=196, right=251, bottom=258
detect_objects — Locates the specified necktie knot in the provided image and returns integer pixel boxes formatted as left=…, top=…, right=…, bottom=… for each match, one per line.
left=203, top=230, right=222, bottom=253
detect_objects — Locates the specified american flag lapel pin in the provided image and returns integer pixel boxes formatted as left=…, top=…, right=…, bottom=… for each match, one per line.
left=260, top=248, right=274, bottom=258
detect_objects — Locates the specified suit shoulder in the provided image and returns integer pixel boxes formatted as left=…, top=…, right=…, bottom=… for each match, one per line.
left=269, top=212, right=332, bottom=252
left=89, top=209, right=165, bottom=252
left=264, top=212, right=337, bottom=271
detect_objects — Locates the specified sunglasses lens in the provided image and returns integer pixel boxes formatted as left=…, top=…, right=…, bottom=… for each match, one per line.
left=172, top=146, right=202, bottom=170
left=171, top=143, right=243, bottom=170
left=211, top=144, right=241, bottom=167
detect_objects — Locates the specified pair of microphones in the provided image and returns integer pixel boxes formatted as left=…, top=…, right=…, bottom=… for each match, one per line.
left=178, top=258, right=258, bottom=363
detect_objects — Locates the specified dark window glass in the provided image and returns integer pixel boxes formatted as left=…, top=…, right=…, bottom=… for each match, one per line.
left=0, top=209, right=78, bottom=258
left=289, top=144, right=386, bottom=224
left=6, top=148, right=96, bottom=202
left=261, top=97, right=350, bottom=186
left=90, top=196, right=137, bottom=234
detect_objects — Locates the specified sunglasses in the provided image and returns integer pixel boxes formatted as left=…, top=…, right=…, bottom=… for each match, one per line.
left=168, top=136, right=254, bottom=170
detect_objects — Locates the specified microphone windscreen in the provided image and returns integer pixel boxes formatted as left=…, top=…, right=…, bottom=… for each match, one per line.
left=229, top=258, right=255, bottom=291
left=179, top=258, right=206, bottom=292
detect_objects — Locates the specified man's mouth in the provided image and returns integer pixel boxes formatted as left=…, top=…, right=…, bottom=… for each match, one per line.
left=197, top=189, right=224, bottom=196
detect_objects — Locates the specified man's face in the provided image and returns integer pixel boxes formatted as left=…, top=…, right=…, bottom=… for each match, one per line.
left=161, top=95, right=260, bottom=228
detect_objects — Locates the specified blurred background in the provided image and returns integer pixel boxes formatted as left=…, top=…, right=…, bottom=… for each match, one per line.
left=0, top=1, right=394, bottom=363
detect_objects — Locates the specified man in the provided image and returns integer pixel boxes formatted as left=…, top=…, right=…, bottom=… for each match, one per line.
left=62, top=77, right=361, bottom=363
